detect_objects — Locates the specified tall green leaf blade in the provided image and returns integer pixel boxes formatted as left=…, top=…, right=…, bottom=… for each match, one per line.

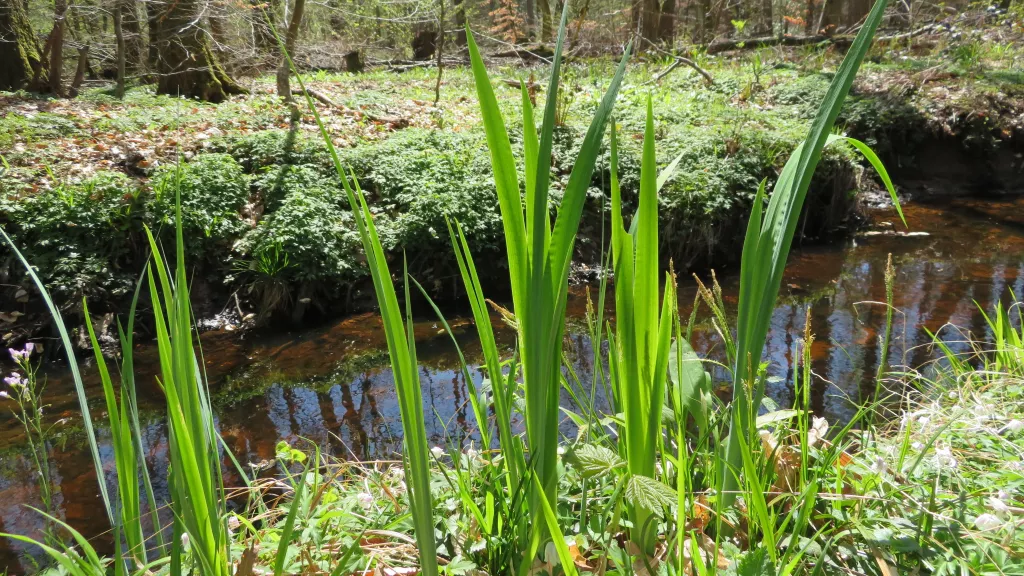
left=723, top=0, right=892, bottom=506
left=465, top=28, right=528, bottom=317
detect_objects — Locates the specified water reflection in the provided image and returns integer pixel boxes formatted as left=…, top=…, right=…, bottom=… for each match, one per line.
left=2, top=196, right=1024, bottom=572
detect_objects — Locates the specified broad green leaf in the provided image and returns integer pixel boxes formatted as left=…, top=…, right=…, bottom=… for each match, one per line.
left=625, top=475, right=677, bottom=515
left=572, top=444, right=626, bottom=478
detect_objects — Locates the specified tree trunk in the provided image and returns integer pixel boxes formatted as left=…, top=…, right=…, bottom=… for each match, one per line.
left=121, top=0, right=142, bottom=72
left=453, top=0, right=466, bottom=45
left=208, top=0, right=230, bottom=58
left=327, top=0, right=344, bottom=35
left=848, top=0, right=871, bottom=26
left=152, top=0, right=246, bottom=101
left=146, top=0, right=158, bottom=69
left=434, top=0, right=443, bottom=104
left=276, top=0, right=306, bottom=99
left=820, top=0, right=842, bottom=34
left=804, top=0, right=814, bottom=34
left=49, top=0, right=67, bottom=95
left=539, top=0, right=551, bottom=41
left=893, top=0, right=912, bottom=29
left=0, top=0, right=45, bottom=90
left=632, top=0, right=660, bottom=42
left=343, top=49, right=363, bottom=72
left=696, top=0, right=708, bottom=43
left=69, top=44, right=88, bottom=96
left=253, top=0, right=281, bottom=56
left=658, top=0, right=675, bottom=43
left=525, top=0, right=535, bottom=39
left=114, top=0, right=125, bottom=98
left=759, top=0, right=772, bottom=35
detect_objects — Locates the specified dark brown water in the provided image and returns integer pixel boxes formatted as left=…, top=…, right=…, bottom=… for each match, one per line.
left=2, top=196, right=1024, bottom=572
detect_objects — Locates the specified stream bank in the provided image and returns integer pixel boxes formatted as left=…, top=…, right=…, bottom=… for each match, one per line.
left=1, top=56, right=1023, bottom=342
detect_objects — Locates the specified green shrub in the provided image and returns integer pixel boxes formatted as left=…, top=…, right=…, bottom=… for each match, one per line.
left=234, top=188, right=361, bottom=316
left=151, top=153, right=250, bottom=263
left=768, top=73, right=832, bottom=118
left=216, top=130, right=330, bottom=173
left=251, top=163, right=339, bottom=211
left=0, top=171, right=145, bottom=301
left=840, top=89, right=930, bottom=160
left=343, top=129, right=503, bottom=267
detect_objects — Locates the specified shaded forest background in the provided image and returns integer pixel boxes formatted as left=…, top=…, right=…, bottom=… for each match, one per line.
left=2, top=0, right=1014, bottom=101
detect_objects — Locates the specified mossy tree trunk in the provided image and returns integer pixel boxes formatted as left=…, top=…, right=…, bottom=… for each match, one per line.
left=0, top=0, right=46, bottom=91
left=151, top=0, right=246, bottom=102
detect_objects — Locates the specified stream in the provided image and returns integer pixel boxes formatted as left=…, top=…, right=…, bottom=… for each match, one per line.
left=2, top=195, right=1024, bottom=572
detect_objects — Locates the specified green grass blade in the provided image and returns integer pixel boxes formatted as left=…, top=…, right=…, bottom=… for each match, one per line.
left=723, top=0, right=892, bottom=507
left=274, top=466, right=308, bottom=576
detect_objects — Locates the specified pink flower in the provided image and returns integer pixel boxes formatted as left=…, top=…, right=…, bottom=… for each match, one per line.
left=8, top=343, right=34, bottom=361
left=3, top=373, right=25, bottom=387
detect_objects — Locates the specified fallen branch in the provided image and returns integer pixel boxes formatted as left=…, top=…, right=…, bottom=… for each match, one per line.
left=650, top=56, right=714, bottom=85
left=702, top=24, right=941, bottom=54
left=489, top=43, right=555, bottom=60
left=291, top=87, right=338, bottom=108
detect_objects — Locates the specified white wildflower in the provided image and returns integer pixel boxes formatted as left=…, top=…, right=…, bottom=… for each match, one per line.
left=430, top=446, right=444, bottom=459
left=356, top=492, right=374, bottom=511
left=987, top=496, right=1010, bottom=515
left=180, top=532, right=190, bottom=549
left=974, top=513, right=1002, bottom=531
left=935, top=446, right=958, bottom=470
left=807, top=417, right=829, bottom=447
left=911, top=441, right=924, bottom=451
left=999, top=420, right=1023, bottom=435
left=228, top=516, right=241, bottom=531
left=466, top=447, right=479, bottom=460
left=870, top=457, right=887, bottom=475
